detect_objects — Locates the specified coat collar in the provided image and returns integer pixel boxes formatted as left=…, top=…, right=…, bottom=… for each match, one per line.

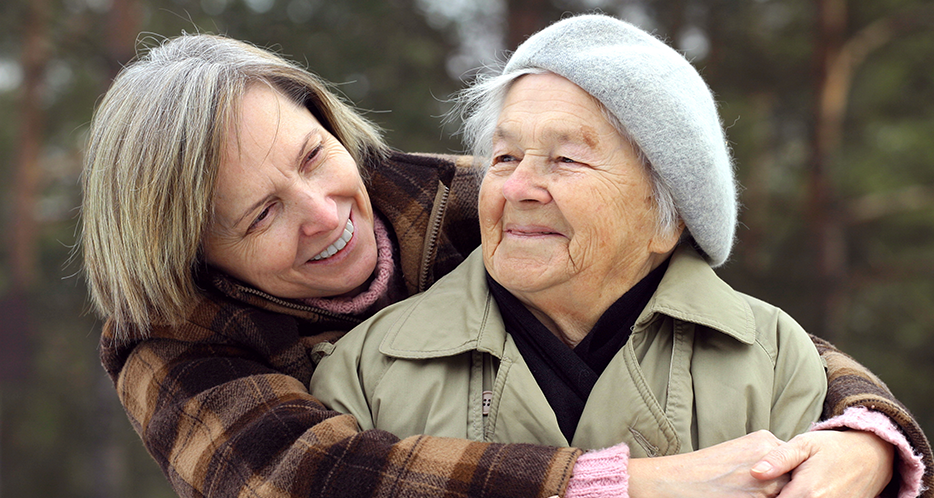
left=637, top=245, right=756, bottom=344
left=380, top=244, right=756, bottom=360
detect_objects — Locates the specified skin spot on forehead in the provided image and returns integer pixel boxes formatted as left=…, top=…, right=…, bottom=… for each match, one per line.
left=580, top=125, right=598, bottom=149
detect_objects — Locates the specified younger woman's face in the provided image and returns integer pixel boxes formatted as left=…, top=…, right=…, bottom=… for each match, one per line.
left=203, top=84, right=377, bottom=299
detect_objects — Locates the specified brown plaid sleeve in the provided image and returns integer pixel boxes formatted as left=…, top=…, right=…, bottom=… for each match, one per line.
left=811, top=334, right=933, bottom=498
left=104, top=324, right=580, bottom=498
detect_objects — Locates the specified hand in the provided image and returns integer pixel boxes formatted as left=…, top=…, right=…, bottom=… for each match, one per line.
left=629, top=430, right=790, bottom=498
left=751, top=429, right=894, bottom=498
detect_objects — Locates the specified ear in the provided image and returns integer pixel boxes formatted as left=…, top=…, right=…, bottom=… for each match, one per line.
left=649, top=220, right=685, bottom=256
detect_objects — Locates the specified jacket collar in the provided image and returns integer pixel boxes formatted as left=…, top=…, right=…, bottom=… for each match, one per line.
left=636, top=244, right=756, bottom=344
left=381, top=244, right=756, bottom=359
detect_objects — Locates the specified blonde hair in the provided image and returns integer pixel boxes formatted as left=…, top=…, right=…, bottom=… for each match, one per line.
left=80, top=34, right=389, bottom=338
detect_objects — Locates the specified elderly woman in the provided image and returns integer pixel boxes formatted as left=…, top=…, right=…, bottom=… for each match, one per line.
left=80, top=29, right=928, bottom=498
left=310, top=14, right=927, bottom=498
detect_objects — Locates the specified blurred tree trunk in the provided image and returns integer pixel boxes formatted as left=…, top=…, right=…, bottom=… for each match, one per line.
left=808, top=0, right=934, bottom=340
left=93, top=2, right=142, bottom=497
left=2, top=0, right=48, bottom=387
left=106, top=0, right=141, bottom=77
left=808, top=0, right=849, bottom=341
left=10, top=0, right=50, bottom=292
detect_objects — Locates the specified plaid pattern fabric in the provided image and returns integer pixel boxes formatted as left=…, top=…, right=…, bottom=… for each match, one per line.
left=99, top=151, right=930, bottom=497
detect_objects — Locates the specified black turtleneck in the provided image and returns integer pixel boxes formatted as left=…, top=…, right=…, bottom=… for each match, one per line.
left=486, top=259, right=669, bottom=442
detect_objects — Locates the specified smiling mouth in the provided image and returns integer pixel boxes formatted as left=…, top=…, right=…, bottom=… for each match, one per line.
left=312, top=219, right=354, bottom=261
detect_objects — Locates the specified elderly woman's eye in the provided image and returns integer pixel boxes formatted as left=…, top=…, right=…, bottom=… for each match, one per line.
left=558, top=156, right=577, bottom=164
left=493, top=154, right=516, bottom=164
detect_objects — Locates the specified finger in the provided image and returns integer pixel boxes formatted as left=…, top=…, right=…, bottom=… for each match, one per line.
left=751, top=437, right=813, bottom=480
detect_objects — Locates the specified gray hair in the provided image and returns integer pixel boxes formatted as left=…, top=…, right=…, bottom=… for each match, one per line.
left=80, top=33, right=389, bottom=337
left=451, top=67, right=681, bottom=240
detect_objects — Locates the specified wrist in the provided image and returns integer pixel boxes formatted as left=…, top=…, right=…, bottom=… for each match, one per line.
left=565, top=443, right=630, bottom=498
left=812, top=406, right=925, bottom=498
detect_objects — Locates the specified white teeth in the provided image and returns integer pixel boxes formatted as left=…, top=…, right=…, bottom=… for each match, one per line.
left=312, top=219, right=355, bottom=261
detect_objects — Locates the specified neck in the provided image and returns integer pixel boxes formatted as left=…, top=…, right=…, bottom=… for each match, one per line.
left=514, top=251, right=671, bottom=346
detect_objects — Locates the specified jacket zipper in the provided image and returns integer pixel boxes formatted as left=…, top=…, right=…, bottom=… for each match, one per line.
left=418, top=180, right=450, bottom=292
left=235, top=284, right=363, bottom=324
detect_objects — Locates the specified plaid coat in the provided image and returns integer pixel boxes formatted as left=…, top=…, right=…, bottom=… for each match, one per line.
left=99, top=151, right=931, bottom=498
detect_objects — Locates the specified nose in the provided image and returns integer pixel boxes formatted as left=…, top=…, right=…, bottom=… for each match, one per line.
left=294, top=185, right=340, bottom=238
left=501, top=157, right=552, bottom=205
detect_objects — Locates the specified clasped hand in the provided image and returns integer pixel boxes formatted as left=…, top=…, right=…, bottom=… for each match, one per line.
left=627, top=429, right=893, bottom=498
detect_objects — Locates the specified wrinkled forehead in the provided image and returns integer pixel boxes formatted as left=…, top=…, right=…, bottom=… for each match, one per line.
left=495, top=72, right=622, bottom=146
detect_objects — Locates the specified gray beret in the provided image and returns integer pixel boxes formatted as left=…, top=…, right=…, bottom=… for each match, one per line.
left=503, top=14, right=737, bottom=267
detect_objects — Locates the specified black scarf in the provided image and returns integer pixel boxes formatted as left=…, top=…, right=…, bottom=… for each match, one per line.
left=486, top=259, right=668, bottom=442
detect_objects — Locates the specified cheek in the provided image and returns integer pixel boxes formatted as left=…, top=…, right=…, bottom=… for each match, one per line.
left=237, top=230, right=296, bottom=276
left=478, top=180, right=504, bottom=231
left=562, top=185, right=632, bottom=258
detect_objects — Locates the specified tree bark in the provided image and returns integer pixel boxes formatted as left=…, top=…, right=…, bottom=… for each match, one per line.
left=807, top=0, right=934, bottom=339
left=10, top=0, right=50, bottom=292
left=807, top=0, right=848, bottom=341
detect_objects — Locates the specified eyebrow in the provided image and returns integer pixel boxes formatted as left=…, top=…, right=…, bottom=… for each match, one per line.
left=294, top=130, right=316, bottom=166
left=493, top=125, right=599, bottom=148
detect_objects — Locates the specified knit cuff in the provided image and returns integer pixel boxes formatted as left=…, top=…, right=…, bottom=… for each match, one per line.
left=564, top=442, right=630, bottom=498
left=812, top=406, right=926, bottom=498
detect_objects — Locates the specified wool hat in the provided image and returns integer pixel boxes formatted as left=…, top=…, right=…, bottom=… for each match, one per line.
left=503, top=14, right=737, bottom=267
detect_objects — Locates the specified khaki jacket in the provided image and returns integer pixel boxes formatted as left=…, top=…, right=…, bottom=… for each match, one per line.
left=312, top=245, right=827, bottom=456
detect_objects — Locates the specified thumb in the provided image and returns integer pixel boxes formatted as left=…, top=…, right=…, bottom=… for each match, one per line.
left=750, top=437, right=812, bottom=480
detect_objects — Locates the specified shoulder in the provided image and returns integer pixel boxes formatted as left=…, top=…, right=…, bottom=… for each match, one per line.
left=737, top=292, right=817, bottom=366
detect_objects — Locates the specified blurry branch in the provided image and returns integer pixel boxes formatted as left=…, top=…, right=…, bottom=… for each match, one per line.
left=851, top=263, right=934, bottom=289
left=847, top=184, right=934, bottom=224
left=820, top=2, right=934, bottom=156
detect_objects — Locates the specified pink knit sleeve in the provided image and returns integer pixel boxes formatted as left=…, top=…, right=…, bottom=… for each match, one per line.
left=811, top=406, right=926, bottom=498
left=564, top=442, right=630, bottom=498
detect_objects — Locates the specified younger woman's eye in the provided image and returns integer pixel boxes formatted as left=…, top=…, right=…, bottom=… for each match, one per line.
left=304, top=144, right=323, bottom=166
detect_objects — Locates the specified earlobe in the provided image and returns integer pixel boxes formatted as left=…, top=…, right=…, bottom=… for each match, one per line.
left=650, top=221, right=685, bottom=255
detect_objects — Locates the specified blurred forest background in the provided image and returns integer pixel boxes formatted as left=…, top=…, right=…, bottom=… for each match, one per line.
left=0, top=0, right=932, bottom=495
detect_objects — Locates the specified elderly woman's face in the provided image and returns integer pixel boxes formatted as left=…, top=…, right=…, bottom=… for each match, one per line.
left=203, top=84, right=377, bottom=299
left=480, top=73, right=677, bottom=317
